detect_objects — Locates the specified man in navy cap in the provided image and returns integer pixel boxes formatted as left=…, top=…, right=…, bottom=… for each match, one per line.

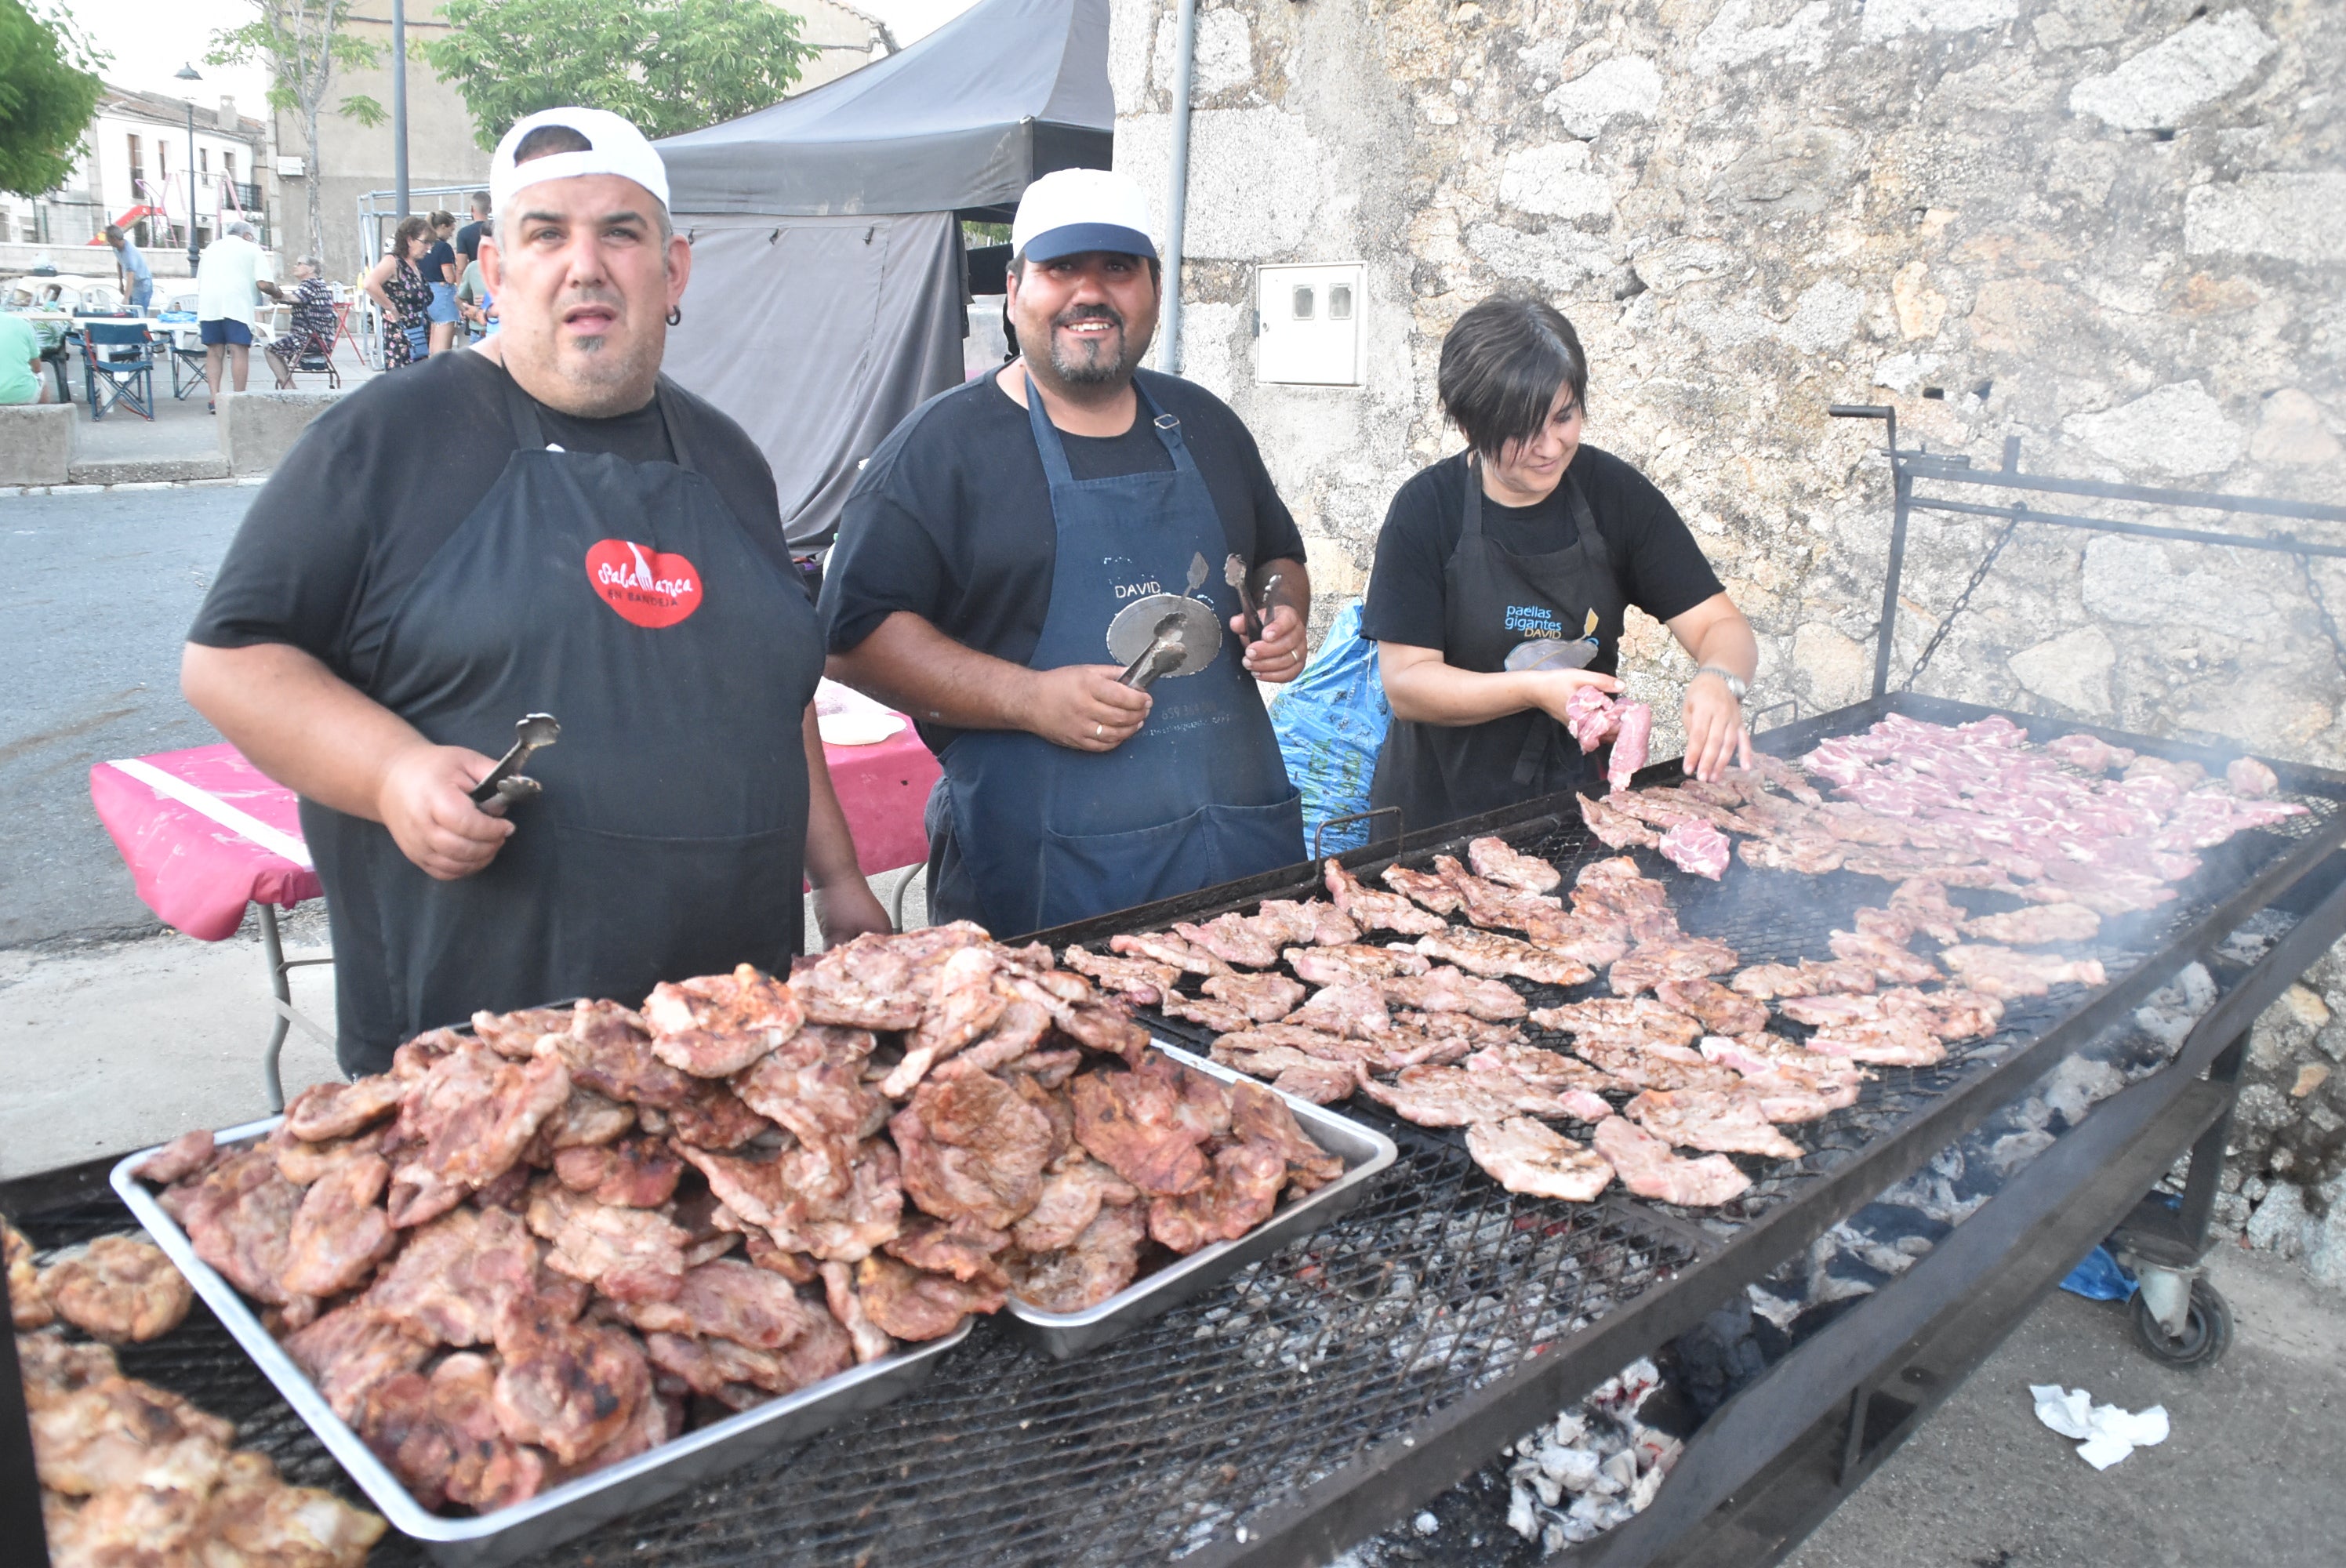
left=822, top=169, right=1311, bottom=937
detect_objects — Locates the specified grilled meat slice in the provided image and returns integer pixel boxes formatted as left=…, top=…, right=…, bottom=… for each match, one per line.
left=524, top=1178, right=690, bottom=1304
left=1062, top=946, right=1182, bottom=1005
left=1207, top=1040, right=1368, bottom=1105
left=892, top=1072, right=1055, bottom=1229
left=643, top=963, right=806, bottom=1078
left=1578, top=791, right=1661, bottom=851
left=1434, top=854, right=1570, bottom=937
left=1160, top=993, right=1255, bottom=1033
left=1392, top=1011, right=1523, bottom=1058
left=282, top=1303, right=436, bottom=1424
left=1774, top=993, right=1893, bottom=1029
left=1324, top=857, right=1447, bottom=935
left=1149, top=1142, right=1286, bottom=1254
left=284, top=1075, right=406, bottom=1144
left=468, top=1005, right=576, bottom=1061
left=1133, top=1051, right=1233, bottom=1142
left=492, top=1314, right=652, bottom=1466
left=1960, top=902, right=2103, bottom=946
left=1287, top=942, right=1433, bottom=985
left=1879, top=985, right=2005, bottom=1041
left=1465, top=1118, right=1614, bottom=1201
left=854, top=1252, right=1004, bottom=1340
left=617, top=1256, right=833, bottom=1348
left=1414, top=927, right=1594, bottom=987
left=387, top=1044, right=571, bottom=1229
left=1888, top=878, right=1966, bottom=944
left=1728, top=958, right=1878, bottom=1000
left=735, top=1029, right=888, bottom=1171
left=1463, top=1043, right=1619, bottom=1096
left=6, top=1217, right=49, bottom=1329
left=38, top=1234, right=192, bottom=1344
left=1070, top=1065, right=1213, bottom=1196
left=281, top=1153, right=398, bottom=1299
left=1290, top=979, right=1394, bottom=1039
left=1939, top=944, right=2105, bottom=998
left=131, top=1128, right=217, bottom=1187
left=1254, top=898, right=1362, bottom=947
left=1826, top=929, right=1942, bottom=985
left=1381, top=862, right=1462, bottom=915
left=1380, top=964, right=1528, bottom=1022
left=362, top=1352, right=546, bottom=1512
left=1229, top=1079, right=1344, bottom=1193
left=1011, top=1155, right=1139, bottom=1253
left=553, top=1137, right=683, bottom=1209
left=175, top=1143, right=305, bottom=1306
left=1004, top=1199, right=1149, bottom=1313
left=1215, top=1022, right=1443, bottom=1074
left=1175, top=913, right=1285, bottom=971
left=363, top=1205, right=546, bottom=1348
left=554, top=1000, right=697, bottom=1107
left=1468, top=837, right=1563, bottom=893
left=1737, top=830, right=1846, bottom=875
left=1651, top=978, right=1768, bottom=1037
left=1590, top=1116, right=1750, bottom=1207
left=658, top=1074, right=780, bottom=1151
left=792, top=929, right=955, bottom=1030
left=1607, top=937, right=1739, bottom=996
left=884, top=947, right=1013, bottom=1096
left=1694, top=1035, right=1866, bottom=1115
left=1359, top=1062, right=1611, bottom=1127
left=28, top=1374, right=235, bottom=1497
left=1735, top=753, right=1823, bottom=805
left=819, top=1259, right=894, bottom=1364
left=1565, top=1035, right=1745, bottom=1092
left=681, top=1138, right=904, bottom=1263
left=15, top=1333, right=118, bottom=1410
left=1804, top=1014, right=1947, bottom=1067
left=533, top=1086, right=637, bottom=1153
left=1110, top=929, right=1229, bottom=976
left=1530, top=996, right=1703, bottom=1047
left=1625, top=1089, right=1803, bottom=1160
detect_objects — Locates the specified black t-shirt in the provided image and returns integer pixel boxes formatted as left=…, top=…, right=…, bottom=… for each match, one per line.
left=1360, top=445, right=1723, bottom=677
left=424, top=238, right=456, bottom=286
left=454, top=220, right=485, bottom=268
left=189, top=350, right=796, bottom=688
left=819, top=368, right=1306, bottom=751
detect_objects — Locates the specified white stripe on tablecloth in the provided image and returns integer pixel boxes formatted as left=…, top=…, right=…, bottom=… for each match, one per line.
left=107, top=757, right=315, bottom=871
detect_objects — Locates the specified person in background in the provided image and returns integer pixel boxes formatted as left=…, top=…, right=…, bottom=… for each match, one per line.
left=261, top=256, right=336, bottom=388
left=423, top=209, right=461, bottom=357
left=195, top=220, right=271, bottom=411
left=364, top=216, right=434, bottom=369
left=453, top=190, right=491, bottom=275
left=1362, top=295, right=1757, bottom=831
left=456, top=234, right=498, bottom=342
left=104, top=225, right=153, bottom=314
left=0, top=310, right=49, bottom=405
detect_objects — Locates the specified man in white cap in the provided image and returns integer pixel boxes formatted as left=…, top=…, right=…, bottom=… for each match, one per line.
left=183, top=107, right=889, bottom=1075
left=823, top=168, right=1311, bottom=936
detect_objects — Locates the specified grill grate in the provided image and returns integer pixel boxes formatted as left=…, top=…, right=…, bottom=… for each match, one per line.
left=9, top=696, right=2341, bottom=1567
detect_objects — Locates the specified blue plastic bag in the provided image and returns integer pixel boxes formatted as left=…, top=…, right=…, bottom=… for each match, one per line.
left=2058, top=1244, right=2137, bottom=1301
left=1269, top=601, right=1390, bottom=856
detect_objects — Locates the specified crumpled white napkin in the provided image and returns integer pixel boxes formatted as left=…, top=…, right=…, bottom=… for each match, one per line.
left=2030, top=1384, right=2170, bottom=1469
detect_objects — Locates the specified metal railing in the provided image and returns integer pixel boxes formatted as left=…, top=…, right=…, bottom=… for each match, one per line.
left=1829, top=403, right=2346, bottom=695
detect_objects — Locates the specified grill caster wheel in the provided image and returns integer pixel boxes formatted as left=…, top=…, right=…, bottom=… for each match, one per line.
left=2130, top=1277, right=2232, bottom=1368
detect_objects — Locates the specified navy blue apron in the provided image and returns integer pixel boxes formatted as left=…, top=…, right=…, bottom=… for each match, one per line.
left=310, top=369, right=821, bottom=1074
left=1370, top=455, right=1625, bottom=831
left=935, top=376, right=1302, bottom=937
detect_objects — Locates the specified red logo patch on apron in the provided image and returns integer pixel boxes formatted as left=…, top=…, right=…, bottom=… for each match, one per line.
left=586, top=539, right=703, bottom=628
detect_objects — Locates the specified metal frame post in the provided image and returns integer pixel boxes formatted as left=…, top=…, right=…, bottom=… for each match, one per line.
left=258, top=902, right=338, bottom=1109
left=1827, top=405, right=1906, bottom=696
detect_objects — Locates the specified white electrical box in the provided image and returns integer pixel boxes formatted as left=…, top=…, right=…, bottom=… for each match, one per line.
left=275, top=156, right=307, bottom=178
left=1256, top=263, right=1364, bottom=387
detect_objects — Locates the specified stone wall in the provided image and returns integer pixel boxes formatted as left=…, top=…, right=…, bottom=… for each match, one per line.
left=1108, top=0, right=2346, bottom=1266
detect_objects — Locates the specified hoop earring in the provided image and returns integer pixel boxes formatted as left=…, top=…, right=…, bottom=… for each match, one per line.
left=666, top=306, right=682, bottom=326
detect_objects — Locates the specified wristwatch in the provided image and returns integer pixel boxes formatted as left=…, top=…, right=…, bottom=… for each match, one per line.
left=1694, top=666, right=1749, bottom=702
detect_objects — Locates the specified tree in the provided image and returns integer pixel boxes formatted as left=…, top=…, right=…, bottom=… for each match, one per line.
left=0, top=0, right=104, bottom=199
left=209, top=1, right=384, bottom=265
left=424, top=0, right=816, bottom=151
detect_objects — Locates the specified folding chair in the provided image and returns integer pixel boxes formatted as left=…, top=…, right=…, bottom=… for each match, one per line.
left=165, top=331, right=211, bottom=401
left=80, top=321, right=156, bottom=421
left=286, top=330, right=340, bottom=390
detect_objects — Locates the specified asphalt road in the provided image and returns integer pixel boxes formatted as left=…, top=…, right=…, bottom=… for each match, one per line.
left=0, top=485, right=252, bottom=946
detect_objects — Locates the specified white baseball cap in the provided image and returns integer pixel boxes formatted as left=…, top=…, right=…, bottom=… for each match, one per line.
left=1011, top=169, right=1157, bottom=263
left=490, top=107, right=670, bottom=216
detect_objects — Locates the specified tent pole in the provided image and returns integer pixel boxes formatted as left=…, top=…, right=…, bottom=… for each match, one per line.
left=1160, top=0, right=1198, bottom=376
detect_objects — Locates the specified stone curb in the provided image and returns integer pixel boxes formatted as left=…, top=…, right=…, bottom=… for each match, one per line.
left=0, top=475, right=268, bottom=497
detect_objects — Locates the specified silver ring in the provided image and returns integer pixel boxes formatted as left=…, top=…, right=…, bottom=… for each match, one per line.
left=1094, top=723, right=1102, bottom=739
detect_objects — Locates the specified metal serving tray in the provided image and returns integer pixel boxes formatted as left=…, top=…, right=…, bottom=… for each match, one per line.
left=1004, top=1039, right=1399, bottom=1361
left=109, top=1116, right=971, bottom=1568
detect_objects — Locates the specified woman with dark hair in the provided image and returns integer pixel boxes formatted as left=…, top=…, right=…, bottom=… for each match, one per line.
left=423, top=209, right=461, bottom=356
left=362, top=216, right=435, bottom=368
left=1361, top=295, right=1757, bottom=829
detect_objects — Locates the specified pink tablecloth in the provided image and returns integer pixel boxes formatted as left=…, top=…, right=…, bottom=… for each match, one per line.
left=89, top=744, right=320, bottom=942
left=91, top=726, right=941, bottom=943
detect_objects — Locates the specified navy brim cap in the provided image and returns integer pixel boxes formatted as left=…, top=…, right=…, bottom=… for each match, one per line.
left=1018, top=222, right=1157, bottom=263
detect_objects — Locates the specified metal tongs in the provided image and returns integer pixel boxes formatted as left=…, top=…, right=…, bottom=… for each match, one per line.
left=469, top=713, right=560, bottom=813
left=1119, top=612, right=1189, bottom=690
left=1225, top=555, right=1286, bottom=644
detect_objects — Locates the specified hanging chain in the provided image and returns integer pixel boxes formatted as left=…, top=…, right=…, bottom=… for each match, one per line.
left=2288, top=540, right=2346, bottom=683
left=1899, top=510, right=2024, bottom=692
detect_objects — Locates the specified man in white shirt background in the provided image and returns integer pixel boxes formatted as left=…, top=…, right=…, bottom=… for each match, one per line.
left=194, top=220, right=278, bottom=409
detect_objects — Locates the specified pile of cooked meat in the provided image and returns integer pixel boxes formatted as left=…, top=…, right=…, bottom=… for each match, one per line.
left=8, top=1218, right=192, bottom=1345
left=126, top=926, right=1341, bottom=1519
left=1115, top=722, right=2300, bottom=1211
left=17, top=1297, right=383, bottom=1567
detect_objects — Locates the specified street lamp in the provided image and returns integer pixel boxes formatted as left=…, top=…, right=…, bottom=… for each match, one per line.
left=176, top=63, right=202, bottom=270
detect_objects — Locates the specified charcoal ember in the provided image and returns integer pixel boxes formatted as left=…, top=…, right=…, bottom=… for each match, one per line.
left=283, top=1074, right=407, bottom=1144
left=1070, top=1065, right=1213, bottom=1196
left=364, top=1204, right=543, bottom=1347
left=38, top=1234, right=194, bottom=1344
left=386, top=1045, right=572, bottom=1229
left=281, top=1152, right=399, bottom=1298
left=884, top=1214, right=1013, bottom=1286
left=525, top=1178, right=689, bottom=1303
left=492, top=1315, right=653, bottom=1466
left=615, top=1257, right=831, bottom=1348
left=1004, top=1197, right=1149, bottom=1312
left=892, top=1073, right=1054, bottom=1229
left=361, top=1352, right=547, bottom=1512
left=675, top=1138, right=903, bottom=1261
left=468, top=1006, right=577, bottom=1060
left=554, top=1000, right=698, bottom=1107
left=854, top=1252, right=1004, bottom=1340
left=131, top=1129, right=217, bottom=1186
left=553, top=1137, right=683, bottom=1208
left=174, top=1143, right=306, bottom=1306
left=282, top=1303, right=437, bottom=1423
left=643, top=963, right=806, bottom=1079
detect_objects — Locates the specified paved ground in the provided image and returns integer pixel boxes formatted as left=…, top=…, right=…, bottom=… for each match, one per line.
left=64, top=336, right=376, bottom=466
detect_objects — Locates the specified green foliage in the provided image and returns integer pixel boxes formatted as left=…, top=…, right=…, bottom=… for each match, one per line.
left=0, top=0, right=104, bottom=198
left=425, top=0, right=816, bottom=151
left=206, top=1, right=382, bottom=122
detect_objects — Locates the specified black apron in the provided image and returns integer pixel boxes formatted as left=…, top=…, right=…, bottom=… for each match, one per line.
left=308, top=371, right=822, bottom=1075
left=1370, top=456, right=1625, bottom=833
left=930, top=376, right=1303, bottom=938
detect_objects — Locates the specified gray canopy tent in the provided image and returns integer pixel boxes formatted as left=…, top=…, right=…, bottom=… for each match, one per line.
left=655, top=0, right=1112, bottom=551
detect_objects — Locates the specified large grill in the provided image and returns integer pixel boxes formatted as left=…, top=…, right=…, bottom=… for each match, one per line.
left=10, top=693, right=2345, bottom=1568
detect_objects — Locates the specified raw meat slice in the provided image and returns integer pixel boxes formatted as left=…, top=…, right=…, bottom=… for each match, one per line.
left=1658, top=819, right=1732, bottom=880
left=1652, top=978, right=1768, bottom=1037
left=38, top=1234, right=192, bottom=1344
left=1202, top=970, right=1307, bottom=1022
left=1465, top=1118, right=1614, bottom=1200
left=1567, top=684, right=1620, bottom=751
left=1530, top=996, right=1703, bottom=1047
left=1287, top=943, right=1432, bottom=985
left=1590, top=1116, right=1749, bottom=1207
left=1160, top=993, right=1255, bottom=1033
left=2044, top=732, right=2135, bottom=774
left=1382, top=965, right=1527, bottom=1021
left=1625, top=1089, right=1803, bottom=1160
left=1580, top=790, right=1661, bottom=850
left=1324, top=858, right=1448, bottom=935
left=1288, top=980, right=1393, bottom=1039
left=1939, top=945, right=2107, bottom=999
left=1381, top=862, right=1462, bottom=914
left=1414, top=927, right=1595, bottom=987
left=1607, top=702, right=1654, bottom=793
left=1826, top=930, right=1942, bottom=985
left=1468, top=837, right=1563, bottom=894
left=1960, top=903, right=2102, bottom=946
left=2227, top=756, right=2278, bottom=798
left=1887, top=878, right=1966, bottom=945
left=642, top=963, right=805, bottom=1078
left=1607, top=937, right=1738, bottom=996
left=1359, top=1062, right=1611, bottom=1127
left=1109, top=930, right=1229, bottom=977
